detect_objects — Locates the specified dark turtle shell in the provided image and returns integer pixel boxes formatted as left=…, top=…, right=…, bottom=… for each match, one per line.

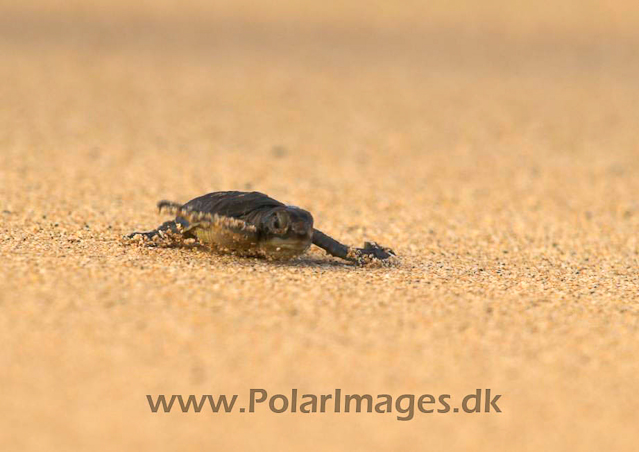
left=180, top=191, right=285, bottom=225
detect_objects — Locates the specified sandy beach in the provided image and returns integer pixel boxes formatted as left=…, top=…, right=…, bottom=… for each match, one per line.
left=1, top=1, right=638, bottom=450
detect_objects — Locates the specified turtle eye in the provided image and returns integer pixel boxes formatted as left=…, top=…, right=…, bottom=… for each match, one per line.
left=272, top=211, right=289, bottom=232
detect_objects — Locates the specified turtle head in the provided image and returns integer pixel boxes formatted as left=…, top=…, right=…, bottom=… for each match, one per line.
left=259, top=207, right=314, bottom=259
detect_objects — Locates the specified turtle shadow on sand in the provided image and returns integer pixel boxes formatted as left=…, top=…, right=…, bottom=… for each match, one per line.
left=123, top=237, right=397, bottom=269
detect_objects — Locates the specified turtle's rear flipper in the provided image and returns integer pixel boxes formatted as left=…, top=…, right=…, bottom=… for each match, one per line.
left=312, top=229, right=396, bottom=266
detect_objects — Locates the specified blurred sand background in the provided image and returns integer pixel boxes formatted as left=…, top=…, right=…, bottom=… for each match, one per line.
left=1, top=1, right=639, bottom=450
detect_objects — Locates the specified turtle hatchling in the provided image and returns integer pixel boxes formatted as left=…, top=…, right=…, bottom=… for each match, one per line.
left=127, top=191, right=396, bottom=265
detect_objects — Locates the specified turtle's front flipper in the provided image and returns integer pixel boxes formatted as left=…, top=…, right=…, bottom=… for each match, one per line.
left=312, top=229, right=396, bottom=265
left=127, top=220, right=184, bottom=240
